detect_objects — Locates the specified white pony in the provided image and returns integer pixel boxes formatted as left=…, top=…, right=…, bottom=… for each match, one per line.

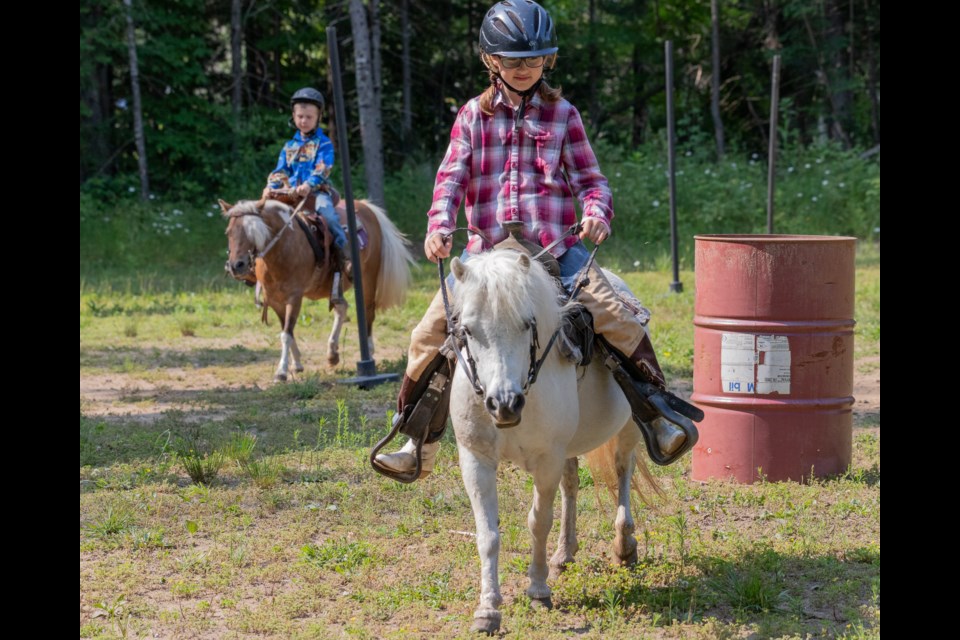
left=448, top=250, right=655, bottom=635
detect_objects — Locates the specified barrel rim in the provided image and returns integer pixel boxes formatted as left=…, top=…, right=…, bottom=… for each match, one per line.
left=694, top=234, right=858, bottom=243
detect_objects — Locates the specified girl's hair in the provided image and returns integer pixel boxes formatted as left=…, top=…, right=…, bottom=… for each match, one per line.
left=478, top=54, right=562, bottom=115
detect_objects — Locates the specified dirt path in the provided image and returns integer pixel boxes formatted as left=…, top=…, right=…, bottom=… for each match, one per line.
left=80, top=341, right=880, bottom=426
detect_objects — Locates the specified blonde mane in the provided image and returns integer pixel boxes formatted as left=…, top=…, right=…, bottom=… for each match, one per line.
left=228, top=200, right=291, bottom=252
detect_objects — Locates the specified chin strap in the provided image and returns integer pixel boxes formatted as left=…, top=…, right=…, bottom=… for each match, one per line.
left=496, top=75, right=544, bottom=132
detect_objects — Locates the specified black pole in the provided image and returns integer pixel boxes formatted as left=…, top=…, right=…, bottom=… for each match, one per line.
left=665, top=40, right=683, bottom=293
left=327, top=26, right=397, bottom=388
left=767, top=54, right=781, bottom=234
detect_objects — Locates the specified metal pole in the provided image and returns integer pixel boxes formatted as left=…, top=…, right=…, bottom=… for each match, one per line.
left=767, top=54, right=781, bottom=234
left=665, top=40, right=683, bottom=293
left=327, top=26, right=397, bottom=387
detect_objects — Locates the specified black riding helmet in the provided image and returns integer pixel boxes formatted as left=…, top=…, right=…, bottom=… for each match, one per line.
left=290, top=87, right=325, bottom=111
left=479, top=0, right=558, bottom=59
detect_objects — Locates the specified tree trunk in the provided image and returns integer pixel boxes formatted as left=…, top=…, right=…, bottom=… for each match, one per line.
left=349, top=0, right=385, bottom=205
left=123, top=0, right=149, bottom=200
left=631, top=41, right=646, bottom=147
left=710, top=0, right=725, bottom=159
left=369, top=0, right=384, bottom=166
left=630, top=0, right=648, bottom=146
left=825, top=0, right=852, bottom=146
left=401, top=0, right=413, bottom=156
left=231, top=0, right=243, bottom=158
left=757, top=0, right=778, bottom=148
left=800, top=0, right=851, bottom=148
left=862, top=0, right=880, bottom=144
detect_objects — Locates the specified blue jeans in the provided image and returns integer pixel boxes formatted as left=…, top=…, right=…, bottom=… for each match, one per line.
left=316, top=193, right=346, bottom=249
left=558, top=240, right=591, bottom=291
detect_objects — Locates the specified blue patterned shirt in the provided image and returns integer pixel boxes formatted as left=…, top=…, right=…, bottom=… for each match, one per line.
left=267, top=129, right=335, bottom=192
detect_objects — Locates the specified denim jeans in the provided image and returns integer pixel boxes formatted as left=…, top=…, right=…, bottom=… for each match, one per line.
left=316, top=192, right=346, bottom=249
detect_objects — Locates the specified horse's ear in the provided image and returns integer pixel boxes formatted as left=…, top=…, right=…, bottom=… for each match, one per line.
left=451, top=257, right=467, bottom=282
left=218, top=199, right=233, bottom=214
left=517, top=253, right=531, bottom=273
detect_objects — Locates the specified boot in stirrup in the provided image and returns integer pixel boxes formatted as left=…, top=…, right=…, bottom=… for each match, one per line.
left=370, top=357, right=452, bottom=483
left=600, top=335, right=703, bottom=466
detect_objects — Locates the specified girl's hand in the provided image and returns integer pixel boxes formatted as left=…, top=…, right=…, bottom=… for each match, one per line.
left=580, top=217, right=610, bottom=245
left=295, top=183, right=312, bottom=197
left=424, top=232, right=453, bottom=263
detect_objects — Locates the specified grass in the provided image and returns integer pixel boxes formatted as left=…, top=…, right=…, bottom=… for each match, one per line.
left=81, top=159, right=879, bottom=637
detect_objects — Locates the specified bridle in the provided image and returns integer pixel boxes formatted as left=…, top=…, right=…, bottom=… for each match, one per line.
left=437, top=223, right=593, bottom=400
left=224, top=198, right=308, bottom=279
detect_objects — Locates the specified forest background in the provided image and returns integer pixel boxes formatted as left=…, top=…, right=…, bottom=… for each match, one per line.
left=80, top=0, right=880, bottom=274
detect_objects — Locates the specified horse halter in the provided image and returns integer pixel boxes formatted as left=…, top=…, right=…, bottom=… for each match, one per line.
left=437, top=243, right=563, bottom=402
left=454, top=312, right=544, bottom=399
left=437, top=223, right=599, bottom=406
left=224, top=199, right=307, bottom=278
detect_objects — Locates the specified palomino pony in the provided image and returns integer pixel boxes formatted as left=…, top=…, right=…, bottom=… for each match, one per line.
left=222, top=199, right=413, bottom=380
left=448, top=249, right=656, bottom=635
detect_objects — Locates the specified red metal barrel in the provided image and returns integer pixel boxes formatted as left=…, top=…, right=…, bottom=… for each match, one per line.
left=691, top=235, right=856, bottom=483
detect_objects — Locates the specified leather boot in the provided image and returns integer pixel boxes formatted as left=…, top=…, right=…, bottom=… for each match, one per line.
left=334, top=243, right=352, bottom=281
left=374, top=357, right=452, bottom=480
left=329, top=245, right=350, bottom=305
left=375, top=439, right=440, bottom=479
left=627, top=334, right=687, bottom=456
left=628, top=333, right=666, bottom=390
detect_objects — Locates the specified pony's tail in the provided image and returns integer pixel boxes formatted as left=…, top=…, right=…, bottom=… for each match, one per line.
left=365, top=202, right=415, bottom=309
left=583, top=438, right=664, bottom=509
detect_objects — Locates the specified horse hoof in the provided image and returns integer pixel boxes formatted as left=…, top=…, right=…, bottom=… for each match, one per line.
left=529, top=596, right=553, bottom=611
left=327, top=353, right=340, bottom=367
left=274, top=373, right=287, bottom=383
left=615, top=541, right=638, bottom=567
left=470, top=616, right=501, bottom=635
left=294, top=366, right=305, bottom=374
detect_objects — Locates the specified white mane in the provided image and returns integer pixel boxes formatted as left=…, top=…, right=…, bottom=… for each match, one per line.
left=454, top=250, right=563, bottom=337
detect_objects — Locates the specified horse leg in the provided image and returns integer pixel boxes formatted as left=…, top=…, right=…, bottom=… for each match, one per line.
left=289, top=333, right=304, bottom=374
left=527, top=461, right=563, bottom=610
left=365, top=306, right=376, bottom=356
left=458, top=447, right=503, bottom=635
left=326, top=300, right=348, bottom=366
left=613, top=428, right=639, bottom=566
left=275, top=300, right=302, bottom=382
left=549, top=457, right=580, bottom=579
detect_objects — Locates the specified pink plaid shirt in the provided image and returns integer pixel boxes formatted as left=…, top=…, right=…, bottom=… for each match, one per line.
left=427, top=88, right=614, bottom=257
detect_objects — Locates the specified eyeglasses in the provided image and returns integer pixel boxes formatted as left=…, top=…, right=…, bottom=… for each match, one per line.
left=497, top=55, right=545, bottom=69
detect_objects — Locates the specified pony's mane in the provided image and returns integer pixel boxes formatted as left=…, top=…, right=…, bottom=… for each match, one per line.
left=228, top=200, right=291, bottom=252
left=454, top=251, right=563, bottom=335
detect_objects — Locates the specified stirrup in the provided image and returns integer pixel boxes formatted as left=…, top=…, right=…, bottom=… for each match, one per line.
left=598, top=343, right=702, bottom=466
left=370, top=370, right=449, bottom=483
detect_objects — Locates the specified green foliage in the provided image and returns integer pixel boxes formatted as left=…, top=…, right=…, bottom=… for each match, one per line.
left=224, top=431, right=258, bottom=466
left=81, top=0, right=880, bottom=199
left=597, top=143, right=880, bottom=269
left=86, top=505, right=137, bottom=539
left=172, top=422, right=225, bottom=485
left=301, top=538, right=374, bottom=575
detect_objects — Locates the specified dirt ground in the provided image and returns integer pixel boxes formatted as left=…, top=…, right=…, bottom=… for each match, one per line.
left=80, top=343, right=880, bottom=427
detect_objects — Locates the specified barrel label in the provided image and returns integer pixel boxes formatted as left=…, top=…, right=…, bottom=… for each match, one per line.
left=721, top=333, right=791, bottom=394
